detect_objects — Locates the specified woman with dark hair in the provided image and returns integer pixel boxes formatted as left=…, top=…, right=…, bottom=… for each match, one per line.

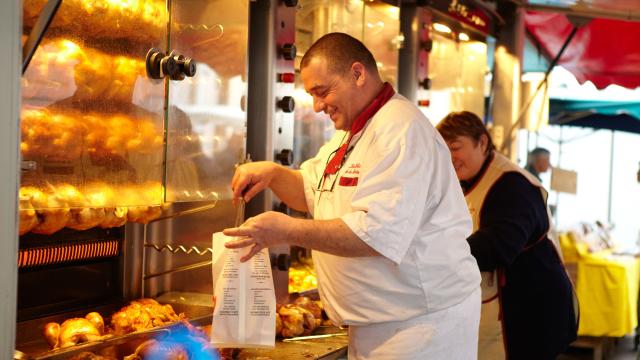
left=437, top=111, right=577, bottom=360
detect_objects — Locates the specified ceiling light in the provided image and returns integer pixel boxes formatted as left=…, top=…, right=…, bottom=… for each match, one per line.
left=433, top=23, right=451, bottom=34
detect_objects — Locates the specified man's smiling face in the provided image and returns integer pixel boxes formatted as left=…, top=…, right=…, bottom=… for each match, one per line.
left=301, top=56, right=360, bottom=131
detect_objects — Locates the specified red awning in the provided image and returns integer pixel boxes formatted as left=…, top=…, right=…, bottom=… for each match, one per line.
left=525, top=12, right=640, bottom=89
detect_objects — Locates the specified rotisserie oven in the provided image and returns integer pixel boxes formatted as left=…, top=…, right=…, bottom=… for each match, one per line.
left=17, top=0, right=249, bottom=358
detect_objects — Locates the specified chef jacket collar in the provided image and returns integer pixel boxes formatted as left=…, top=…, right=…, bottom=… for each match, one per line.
left=322, top=82, right=395, bottom=177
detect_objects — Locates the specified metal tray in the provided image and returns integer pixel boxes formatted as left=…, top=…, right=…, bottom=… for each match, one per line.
left=15, top=302, right=213, bottom=360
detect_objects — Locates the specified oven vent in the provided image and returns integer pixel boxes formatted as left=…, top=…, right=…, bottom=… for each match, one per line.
left=18, top=239, right=120, bottom=268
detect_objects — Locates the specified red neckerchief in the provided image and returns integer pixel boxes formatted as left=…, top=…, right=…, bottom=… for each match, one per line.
left=322, top=82, right=395, bottom=177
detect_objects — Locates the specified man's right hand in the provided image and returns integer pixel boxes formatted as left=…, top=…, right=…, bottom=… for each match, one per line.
left=231, top=161, right=278, bottom=203
left=231, top=160, right=308, bottom=212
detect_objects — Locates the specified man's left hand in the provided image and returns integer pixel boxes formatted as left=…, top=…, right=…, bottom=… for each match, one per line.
left=222, top=211, right=294, bottom=262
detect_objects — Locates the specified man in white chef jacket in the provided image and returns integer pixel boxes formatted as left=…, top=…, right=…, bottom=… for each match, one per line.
left=223, top=33, right=481, bottom=359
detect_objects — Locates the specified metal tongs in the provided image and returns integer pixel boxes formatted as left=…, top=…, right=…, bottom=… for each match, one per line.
left=234, top=197, right=246, bottom=227
left=233, top=154, right=250, bottom=227
left=282, top=332, right=348, bottom=342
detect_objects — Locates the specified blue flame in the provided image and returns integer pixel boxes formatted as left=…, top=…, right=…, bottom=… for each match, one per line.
left=147, top=326, right=220, bottom=360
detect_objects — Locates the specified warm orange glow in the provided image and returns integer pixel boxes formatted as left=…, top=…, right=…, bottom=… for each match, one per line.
left=21, top=107, right=162, bottom=162
left=23, top=0, right=167, bottom=42
left=18, top=240, right=119, bottom=268
left=18, top=181, right=166, bottom=235
left=23, top=38, right=146, bottom=104
left=289, top=267, right=318, bottom=293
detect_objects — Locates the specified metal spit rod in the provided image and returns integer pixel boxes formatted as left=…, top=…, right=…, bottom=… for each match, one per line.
left=142, top=198, right=246, bottom=280
left=144, top=244, right=213, bottom=256
left=141, top=156, right=250, bottom=289
left=140, top=201, right=218, bottom=297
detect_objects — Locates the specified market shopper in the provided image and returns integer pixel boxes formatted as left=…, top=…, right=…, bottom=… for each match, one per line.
left=525, top=147, right=551, bottom=181
left=223, top=33, right=481, bottom=359
left=437, top=111, right=577, bottom=360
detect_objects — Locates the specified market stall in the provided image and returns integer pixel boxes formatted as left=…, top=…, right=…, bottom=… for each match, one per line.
left=561, top=233, right=640, bottom=337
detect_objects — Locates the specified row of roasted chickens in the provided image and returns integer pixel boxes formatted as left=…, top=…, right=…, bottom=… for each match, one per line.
left=45, top=297, right=329, bottom=359
left=22, top=37, right=161, bottom=164
left=44, top=299, right=184, bottom=349
left=23, top=38, right=149, bottom=105
left=19, top=182, right=166, bottom=235
left=22, top=108, right=162, bottom=163
left=23, top=0, right=167, bottom=43
left=44, top=298, right=216, bottom=360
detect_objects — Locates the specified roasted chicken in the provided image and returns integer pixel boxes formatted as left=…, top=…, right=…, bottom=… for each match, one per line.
left=22, top=36, right=147, bottom=104
left=57, top=183, right=105, bottom=231
left=21, top=108, right=85, bottom=161
left=110, top=299, right=183, bottom=336
left=293, top=296, right=323, bottom=329
left=275, top=312, right=283, bottom=336
left=277, top=304, right=305, bottom=338
left=275, top=297, right=324, bottom=338
left=84, top=112, right=163, bottom=161
left=85, top=312, right=105, bottom=336
left=122, top=183, right=166, bottom=224
left=18, top=187, right=38, bottom=235
left=22, top=186, right=70, bottom=235
left=82, top=183, right=129, bottom=228
left=44, top=312, right=105, bottom=349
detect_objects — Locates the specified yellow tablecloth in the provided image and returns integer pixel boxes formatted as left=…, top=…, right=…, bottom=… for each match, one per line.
left=575, top=251, right=640, bottom=337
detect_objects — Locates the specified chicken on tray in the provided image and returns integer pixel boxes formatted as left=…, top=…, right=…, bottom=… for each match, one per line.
left=41, top=297, right=330, bottom=358
left=110, top=299, right=184, bottom=336
left=40, top=299, right=221, bottom=360
left=275, top=296, right=324, bottom=338
left=44, top=312, right=105, bottom=349
left=42, top=299, right=183, bottom=350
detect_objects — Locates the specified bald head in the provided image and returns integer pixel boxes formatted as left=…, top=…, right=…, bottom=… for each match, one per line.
left=301, top=33, right=379, bottom=76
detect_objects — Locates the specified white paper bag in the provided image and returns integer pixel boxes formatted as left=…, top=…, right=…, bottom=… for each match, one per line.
left=210, top=232, right=276, bottom=348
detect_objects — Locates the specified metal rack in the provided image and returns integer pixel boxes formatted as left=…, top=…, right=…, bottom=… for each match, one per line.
left=140, top=199, right=221, bottom=296
left=140, top=182, right=246, bottom=296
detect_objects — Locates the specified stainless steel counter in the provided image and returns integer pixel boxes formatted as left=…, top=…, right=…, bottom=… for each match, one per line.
left=235, top=327, right=348, bottom=360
